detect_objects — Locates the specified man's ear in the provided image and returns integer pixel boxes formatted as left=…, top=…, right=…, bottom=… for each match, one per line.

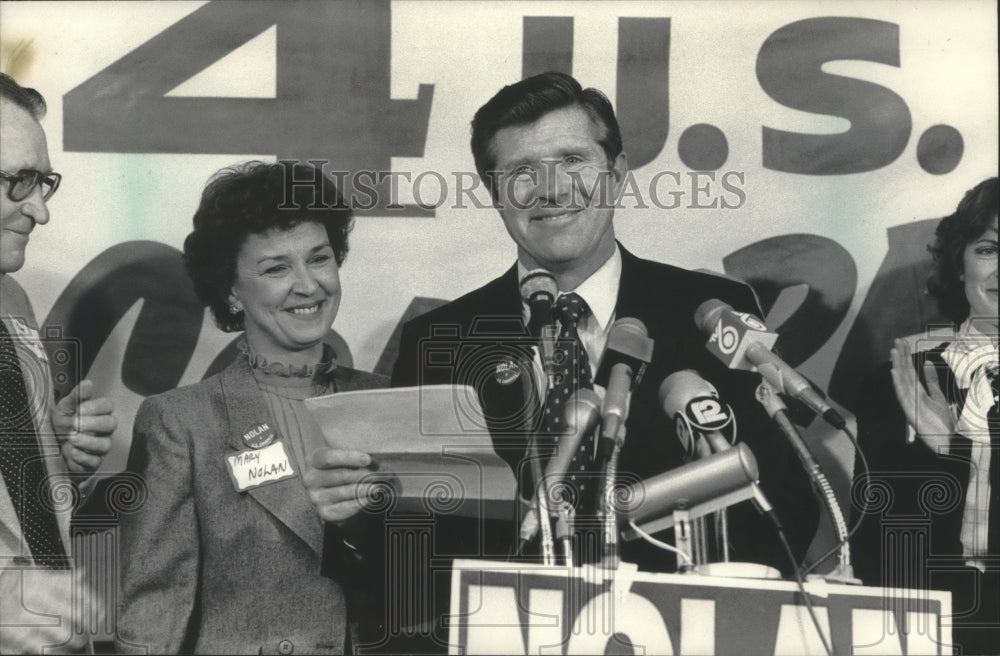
left=484, top=171, right=504, bottom=211
left=611, top=151, right=628, bottom=187
left=605, top=151, right=628, bottom=206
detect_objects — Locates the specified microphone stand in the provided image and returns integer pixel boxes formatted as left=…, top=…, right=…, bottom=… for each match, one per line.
left=755, top=381, right=859, bottom=584
left=672, top=508, right=695, bottom=572
left=713, top=512, right=730, bottom=563
left=519, top=269, right=560, bottom=565
left=600, top=424, right=625, bottom=573
left=539, top=324, right=558, bottom=390
left=527, top=437, right=556, bottom=566
left=544, top=432, right=576, bottom=566
left=701, top=433, right=736, bottom=564
left=521, top=343, right=557, bottom=565
left=536, top=323, right=558, bottom=562
left=554, top=506, right=574, bottom=566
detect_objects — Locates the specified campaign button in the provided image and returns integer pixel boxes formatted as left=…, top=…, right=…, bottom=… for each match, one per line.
left=242, top=422, right=276, bottom=449
left=495, top=359, right=522, bottom=385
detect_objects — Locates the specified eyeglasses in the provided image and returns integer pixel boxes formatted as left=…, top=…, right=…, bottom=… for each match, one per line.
left=0, top=169, right=62, bottom=202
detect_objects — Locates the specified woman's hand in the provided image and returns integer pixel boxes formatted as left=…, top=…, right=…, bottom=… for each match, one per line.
left=889, top=338, right=955, bottom=451
left=303, top=448, right=377, bottom=523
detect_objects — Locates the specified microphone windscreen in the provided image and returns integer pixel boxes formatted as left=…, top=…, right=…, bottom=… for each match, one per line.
left=594, top=317, right=654, bottom=389
left=605, top=317, right=654, bottom=361
left=693, top=298, right=729, bottom=334
left=658, top=370, right=719, bottom=419
left=519, top=269, right=557, bottom=303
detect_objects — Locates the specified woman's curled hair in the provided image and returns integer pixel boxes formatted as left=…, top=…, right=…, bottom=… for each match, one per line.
left=926, top=177, right=998, bottom=324
left=183, top=161, right=353, bottom=332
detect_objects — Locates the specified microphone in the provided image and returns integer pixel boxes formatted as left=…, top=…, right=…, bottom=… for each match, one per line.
left=621, top=443, right=760, bottom=538
left=518, top=390, right=602, bottom=543
left=542, top=389, right=602, bottom=510
left=659, top=370, right=735, bottom=457
left=594, top=318, right=655, bottom=453
left=520, top=270, right=559, bottom=382
left=694, top=299, right=845, bottom=430
left=520, top=269, right=557, bottom=337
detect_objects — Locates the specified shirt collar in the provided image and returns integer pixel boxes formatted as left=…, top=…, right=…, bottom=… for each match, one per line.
left=939, top=319, right=999, bottom=444
left=941, top=318, right=999, bottom=389
left=517, top=245, right=621, bottom=331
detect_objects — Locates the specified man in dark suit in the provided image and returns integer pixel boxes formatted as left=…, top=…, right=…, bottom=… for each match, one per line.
left=384, top=72, right=818, bottom=646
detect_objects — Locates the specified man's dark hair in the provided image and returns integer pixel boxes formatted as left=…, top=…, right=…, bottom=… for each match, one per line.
left=926, top=176, right=998, bottom=323
left=183, top=161, right=353, bottom=332
left=0, top=72, right=47, bottom=120
left=470, top=72, right=623, bottom=198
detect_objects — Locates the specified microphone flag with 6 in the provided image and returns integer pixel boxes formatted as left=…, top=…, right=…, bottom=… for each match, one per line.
left=694, top=299, right=846, bottom=429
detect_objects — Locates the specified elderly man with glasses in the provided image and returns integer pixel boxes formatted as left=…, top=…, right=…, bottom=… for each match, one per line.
left=1, top=72, right=117, bottom=654
left=0, top=169, right=62, bottom=205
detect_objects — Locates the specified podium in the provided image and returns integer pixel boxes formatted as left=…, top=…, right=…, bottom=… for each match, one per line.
left=447, top=560, right=952, bottom=655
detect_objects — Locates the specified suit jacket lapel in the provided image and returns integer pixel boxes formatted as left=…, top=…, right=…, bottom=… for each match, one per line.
left=477, top=266, right=540, bottom=438
left=0, top=468, right=22, bottom=546
left=219, top=358, right=324, bottom=556
left=614, top=245, right=673, bottom=352
left=615, top=246, right=644, bottom=322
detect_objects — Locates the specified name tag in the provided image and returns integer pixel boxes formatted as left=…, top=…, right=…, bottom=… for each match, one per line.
left=225, top=440, right=296, bottom=492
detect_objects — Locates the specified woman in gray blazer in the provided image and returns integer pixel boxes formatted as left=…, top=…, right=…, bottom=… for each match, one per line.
left=116, top=161, right=386, bottom=654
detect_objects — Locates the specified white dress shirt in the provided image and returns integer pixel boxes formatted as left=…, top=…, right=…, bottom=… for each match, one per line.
left=517, top=245, right=622, bottom=404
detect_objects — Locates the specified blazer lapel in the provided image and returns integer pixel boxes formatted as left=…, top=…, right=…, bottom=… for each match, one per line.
left=614, top=245, right=671, bottom=347
left=476, top=266, right=540, bottom=438
left=0, top=472, right=23, bottom=547
left=219, top=358, right=323, bottom=556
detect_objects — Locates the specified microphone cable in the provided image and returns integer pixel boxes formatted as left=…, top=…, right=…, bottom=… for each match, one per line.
left=800, top=424, right=871, bottom=578
left=626, top=519, right=694, bottom=568
left=757, top=381, right=859, bottom=581
left=765, top=497, right=834, bottom=656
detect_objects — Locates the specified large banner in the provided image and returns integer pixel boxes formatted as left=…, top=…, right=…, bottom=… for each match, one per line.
left=1, top=1, right=997, bottom=559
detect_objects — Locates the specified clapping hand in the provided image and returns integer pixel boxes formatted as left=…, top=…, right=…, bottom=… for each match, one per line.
left=890, top=338, right=955, bottom=451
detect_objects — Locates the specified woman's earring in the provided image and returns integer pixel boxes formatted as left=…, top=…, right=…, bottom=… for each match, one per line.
left=230, top=303, right=242, bottom=314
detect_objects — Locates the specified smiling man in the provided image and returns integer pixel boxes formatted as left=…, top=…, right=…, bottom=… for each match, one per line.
left=382, top=72, right=819, bottom=649
left=1, top=73, right=117, bottom=653
left=484, top=102, right=624, bottom=291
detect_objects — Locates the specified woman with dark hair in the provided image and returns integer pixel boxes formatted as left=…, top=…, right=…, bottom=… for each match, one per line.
left=852, top=177, right=998, bottom=654
left=117, top=161, right=386, bottom=654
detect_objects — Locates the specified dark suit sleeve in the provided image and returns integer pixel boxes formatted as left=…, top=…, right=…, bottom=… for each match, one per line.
left=322, top=518, right=387, bottom=646
left=116, top=395, right=199, bottom=654
left=392, top=316, right=458, bottom=389
left=725, top=278, right=764, bottom=316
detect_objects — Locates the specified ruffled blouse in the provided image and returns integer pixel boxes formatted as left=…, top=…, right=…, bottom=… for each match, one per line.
left=240, top=340, right=339, bottom=478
